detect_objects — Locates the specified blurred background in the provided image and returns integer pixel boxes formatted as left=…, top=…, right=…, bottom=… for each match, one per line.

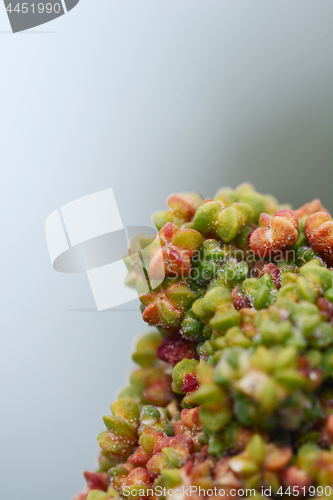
left=0, top=1, right=332, bottom=499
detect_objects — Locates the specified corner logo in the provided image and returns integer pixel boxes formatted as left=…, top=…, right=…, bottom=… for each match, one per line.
left=3, top=0, right=80, bottom=33
left=45, top=189, right=165, bottom=311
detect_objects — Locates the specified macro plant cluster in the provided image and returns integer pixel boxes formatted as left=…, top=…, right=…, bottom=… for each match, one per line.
left=75, top=184, right=333, bottom=500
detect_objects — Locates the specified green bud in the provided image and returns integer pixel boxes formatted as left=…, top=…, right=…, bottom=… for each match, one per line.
left=166, top=285, right=197, bottom=309
left=162, top=447, right=183, bottom=468
left=202, top=286, right=233, bottom=316
left=258, top=319, right=293, bottom=345
left=225, top=348, right=241, bottom=369
left=305, top=350, right=322, bottom=368
left=206, top=434, right=225, bottom=457
left=285, top=336, right=307, bottom=350
left=247, top=434, right=266, bottom=465
left=296, top=444, right=320, bottom=472
left=237, top=191, right=266, bottom=222
left=210, top=309, right=242, bottom=333
left=300, top=263, right=332, bottom=291
left=300, top=314, right=322, bottom=337
left=199, top=404, right=232, bottom=431
left=210, top=336, right=222, bottom=352
left=233, top=202, right=253, bottom=226
left=216, top=206, right=241, bottom=242
left=233, top=225, right=253, bottom=249
left=274, top=346, right=298, bottom=369
left=172, top=228, right=203, bottom=252
left=296, top=276, right=318, bottom=302
left=152, top=211, right=174, bottom=230
left=141, top=405, right=160, bottom=422
left=260, top=378, right=281, bottom=412
left=192, top=383, right=226, bottom=405
left=132, top=331, right=161, bottom=367
left=198, top=431, right=209, bottom=445
left=324, top=287, right=333, bottom=302
left=108, top=487, right=122, bottom=499
left=292, top=301, right=319, bottom=317
left=181, top=391, right=198, bottom=408
left=216, top=260, right=249, bottom=288
left=192, top=259, right=219, bottom=283
left=139, top=427, right=158, bottom=454
left=280, top=272, right=298, bottom=287
left=259, top=274, right=275, bottom=290
left=200, top=239, right=225, bottom=261
left=296, top=246, right=319, bottom=266
left=156, top=301, right=183, bottom=327
left=111, top=399, right=140, bottom=428
left=199, top=340, right=215, bottom=356
left=243, top=473, right=261, bottom=491
left=223, top=326, right=252, bottom=348
left=161, top=469, right=182, bottom=487
left=275, top=369, right=306, bottom=390
left=303, top=258, right=322, bottom=267
left=253, top=346, right=274, bottom=373
left=165, top=422, right=176, bottom=436
left=202, top=325, right=213, bottom=339
left=229, top=456, right=260, bottom=477
left=277, top=259, right=296, bottom=274
left=308, top=322, right=333, bottom=349
left=102, top=415, right=137, bottom=439
left=242, top=278, right=261, bottom=296
left=254, top=285, right=271, bottom=310
left=108, top=466, right=130, bottom=481
left=208, top=350, right=223, bottom=366
left=172, top=359, right=199, bottom=394
left=193, top=201, right=221, bottom=232
left=117, top=386, right=142, bottom=403
left=97, top=431, right=132, bottom=454
left=196, top=362, right=215, bottom=383
left=181, top=308, right=204, bottom=340
left=237, top=261, right=250, bottom=281
left=234, top=394, right=259, bottom=427
left=98, top=451, right=116, bottom=472
left=191, top=297, right=207, bottom=320
left=277, top=283, right=297, bottom=302
left=215, top=187, right=238, bottom=205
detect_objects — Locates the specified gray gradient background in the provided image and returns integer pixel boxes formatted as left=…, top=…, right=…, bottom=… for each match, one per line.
left=0, top=1, right=332, bottom=499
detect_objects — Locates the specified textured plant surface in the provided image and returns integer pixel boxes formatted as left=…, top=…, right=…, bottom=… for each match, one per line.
left=75, top=184, right=333, bottom=500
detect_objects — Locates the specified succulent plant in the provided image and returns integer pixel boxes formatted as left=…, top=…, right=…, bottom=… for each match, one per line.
left=75, top=185, right=333, bottom=500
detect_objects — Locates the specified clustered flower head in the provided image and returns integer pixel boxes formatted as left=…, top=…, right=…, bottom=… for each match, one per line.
left=75, top=184, right=333, bottom=500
